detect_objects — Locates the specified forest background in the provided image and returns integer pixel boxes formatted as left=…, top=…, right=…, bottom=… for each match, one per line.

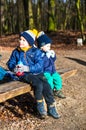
left=0, top=0, right=86, bottom=40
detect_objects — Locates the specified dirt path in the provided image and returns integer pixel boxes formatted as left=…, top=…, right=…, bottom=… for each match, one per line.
left=0, top=49, right=86, bottom=130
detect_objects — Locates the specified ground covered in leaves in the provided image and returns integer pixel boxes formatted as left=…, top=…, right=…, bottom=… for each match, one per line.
left=0, top=31, right=86, bottom=130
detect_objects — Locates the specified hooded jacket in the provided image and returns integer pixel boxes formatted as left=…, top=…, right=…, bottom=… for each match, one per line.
left=41, top=50, right=57, bottom=74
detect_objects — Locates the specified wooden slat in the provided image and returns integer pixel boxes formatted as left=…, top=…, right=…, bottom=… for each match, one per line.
left=0, top=68, right=77, bottom=103
left=0, top=81, right=31, bottom=103
left=60, top=69, right=77, bottom=80
left=0, top=81, right=29, bottom=93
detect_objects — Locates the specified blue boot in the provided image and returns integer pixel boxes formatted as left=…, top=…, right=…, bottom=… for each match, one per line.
left=37, top=101, right=47, bottom=119
left=47, top=103, right=61, bottom=119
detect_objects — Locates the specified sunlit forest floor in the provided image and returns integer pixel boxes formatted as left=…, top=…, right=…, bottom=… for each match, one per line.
left=0, top=31, right=86, bottom=130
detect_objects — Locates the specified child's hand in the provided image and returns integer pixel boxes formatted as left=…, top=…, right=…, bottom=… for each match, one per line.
left=14, top=65, right=29, bottom=76
left=50, top=50, right=55, bottom=58
left=46, top=50, right=55, bottom=58
left=46, top=51, right=51, bottom=58
left=21, top=65, right=29, bottom=72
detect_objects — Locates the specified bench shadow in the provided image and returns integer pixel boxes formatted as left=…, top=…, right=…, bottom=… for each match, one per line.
left=0, top=78, right=41, bottom=119
left=65, top=57, right=86, bottom=66
left=0, top=92, right=39, bottom=119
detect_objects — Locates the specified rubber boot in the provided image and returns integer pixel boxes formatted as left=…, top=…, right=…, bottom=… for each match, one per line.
left=47, top=102, right=61, bottom=119
left=37, top=100, right=47, bottom=119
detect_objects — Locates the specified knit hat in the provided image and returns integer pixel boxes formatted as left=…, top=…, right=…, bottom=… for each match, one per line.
left=20, top=29, right=38, bottom=46
left=37, top=31, right=52, bottom=48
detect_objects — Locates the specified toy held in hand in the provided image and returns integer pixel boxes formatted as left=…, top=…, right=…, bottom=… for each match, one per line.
left=14, top=61, right=29, bottom=76
left=14, top=61, right=24, bottom=76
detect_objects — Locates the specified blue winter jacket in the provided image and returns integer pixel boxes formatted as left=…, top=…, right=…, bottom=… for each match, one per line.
left=7, top=47, right=44, bottom=75
left=41, top=51, right=56, bottom=74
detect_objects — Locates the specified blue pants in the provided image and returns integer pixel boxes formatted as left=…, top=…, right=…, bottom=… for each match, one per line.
left=44, top=72, right=62, bottom=91
left=20, top=73, right=55, bottom=106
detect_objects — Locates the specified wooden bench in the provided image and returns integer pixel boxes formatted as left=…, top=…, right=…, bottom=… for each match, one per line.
left=0, top=68, right=77, bottom=103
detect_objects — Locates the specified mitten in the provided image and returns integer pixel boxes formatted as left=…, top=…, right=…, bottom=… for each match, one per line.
left=21, top=65, right=29, bottom=72
left=46, top=51, right=51, bottom=58
left=50, top=50, right=55, bottom=58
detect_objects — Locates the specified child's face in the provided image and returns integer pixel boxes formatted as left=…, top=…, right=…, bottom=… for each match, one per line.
left=41, top=44, right=51, bottom=52
left=19, top=36, right=29, bottom=48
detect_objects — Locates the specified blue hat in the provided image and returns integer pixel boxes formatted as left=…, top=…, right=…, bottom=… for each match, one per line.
left=20, top=29, right=38, bottom=46
left=37, top=31, right=52, bottom=48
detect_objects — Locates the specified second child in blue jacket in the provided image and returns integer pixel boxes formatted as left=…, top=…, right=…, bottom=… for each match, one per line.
left=37, top=31, right=66, bottom=99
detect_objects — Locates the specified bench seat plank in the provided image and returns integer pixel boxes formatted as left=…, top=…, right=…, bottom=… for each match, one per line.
left=58, top=68, right=77, bottom=80
left=0, top=81, right=31, bottom=103
left=0, top=68, right=77, bottom=103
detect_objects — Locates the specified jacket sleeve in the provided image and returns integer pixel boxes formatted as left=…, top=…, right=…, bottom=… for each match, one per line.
left=7, top=49, right=18, bottom=71
left=29, top=50, right=44, bottom=73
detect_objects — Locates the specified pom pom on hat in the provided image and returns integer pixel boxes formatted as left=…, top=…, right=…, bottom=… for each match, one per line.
left=37, top=31, right=52, bottom=48
left=20, top=29, right=38, bottom=46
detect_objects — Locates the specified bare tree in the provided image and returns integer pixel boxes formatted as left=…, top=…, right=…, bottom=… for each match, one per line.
left=22, top=0, right=29, bottom=29
left=75, top=0, right=84, bottom=39
left=48, top=0, right=56, bottom=31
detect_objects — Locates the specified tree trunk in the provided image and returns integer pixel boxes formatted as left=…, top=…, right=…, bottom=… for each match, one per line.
left=75, top=0, right=84, bottom=39
left=23, top=0, right=29, bottom=29
left=0, top=0, right=1, bottom=36
left=48, top=0, right=56, bottom=31
left=0, top=0, right=4, bottom=36
left=29, top=0, right=34, bottom=29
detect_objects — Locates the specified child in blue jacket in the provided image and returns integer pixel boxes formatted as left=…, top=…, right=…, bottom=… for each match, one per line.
left=7, top=29, right=60, bottom=119
left=37, top=31, right=66, bottom=99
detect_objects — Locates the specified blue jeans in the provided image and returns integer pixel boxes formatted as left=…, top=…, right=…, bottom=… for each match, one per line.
left=20, top=73, right=55, bottom=106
